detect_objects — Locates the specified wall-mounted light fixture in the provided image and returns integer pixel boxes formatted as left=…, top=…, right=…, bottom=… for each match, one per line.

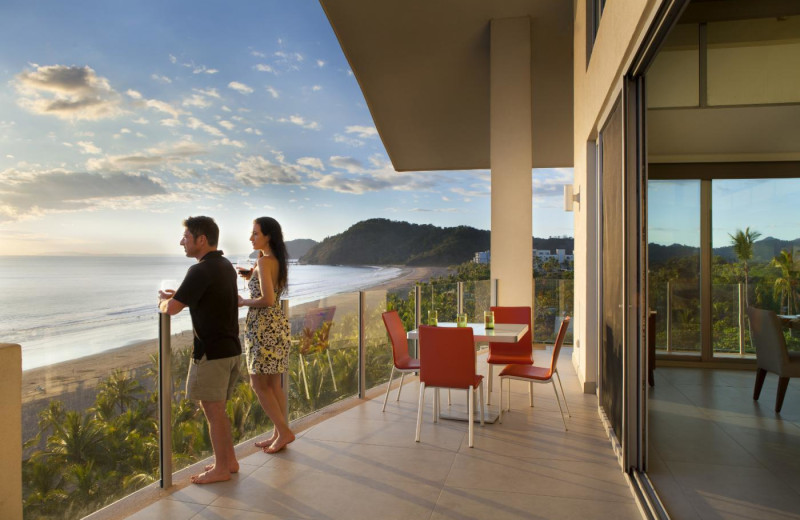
left=564, top=184, right=580, bottom=212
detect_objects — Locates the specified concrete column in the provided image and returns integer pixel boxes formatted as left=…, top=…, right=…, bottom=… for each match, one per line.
left=0, top=343, right=22, bottom=520
left=490, top=17, right=533, bottom=308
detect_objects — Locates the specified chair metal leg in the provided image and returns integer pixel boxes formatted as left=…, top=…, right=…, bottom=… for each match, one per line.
left=397, top=372, right=406, bottom=401
left=529, top=381, right=534, bottom=407
left=479, top=380, right=485, bottom=426
left=498, top=376, right=504, bottom=423
left=551, top=381, right=568, bottom=431
left=753, top=368, right=767, bottom=400
left=448, top=389, right=451, bottom=406
left=415, top=382, right=425, bottom=442
left=433, top=388, right=440, bottom=423
left=468, top=384, right=474, bottom=447
left=555, top=370, right=571, bottom=417
left=487, top=364, right=494, bottom=405
left=382, top=366, right=395, bottom=412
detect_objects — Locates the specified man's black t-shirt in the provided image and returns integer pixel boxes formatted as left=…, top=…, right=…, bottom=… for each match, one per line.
left=173, top=250, right=241, bottom=360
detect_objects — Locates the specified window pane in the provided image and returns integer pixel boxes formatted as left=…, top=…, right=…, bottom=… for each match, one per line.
left=711, top=178, right=800, bottom=355
left=648, top=180, right=701, bottom=354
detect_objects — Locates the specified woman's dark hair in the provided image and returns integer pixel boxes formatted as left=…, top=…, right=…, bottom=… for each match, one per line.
left=255, top=216, right=289, bottom=296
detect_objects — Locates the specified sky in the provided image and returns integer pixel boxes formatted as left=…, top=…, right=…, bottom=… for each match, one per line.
left=0, top=0, right=575, bottom=256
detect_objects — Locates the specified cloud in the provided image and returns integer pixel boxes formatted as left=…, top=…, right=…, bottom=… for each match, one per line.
left=329, top=156, right=363, bottom=173
left=186, top=116, right=224, bottom=136
left=15, top=64, right=125, bottom=120
left=212, top=137, right=245, bottom=148
left=311, top=155, right=441, bottom=195
left=278, top=114, right=320, bottom=130
left=244, top=127, right=262, bottom=136
left=297, top=157, right=324, bottom=170
left=345, top=125, right=378, bottom=138
left=410, top=207, right=460, bottom=213
left=126, top=89, right=143, bottom=100
left=234, top=155, right=303, bottom=186
left=333, top=134, right=364, bottom=147
left=144, top=99, right=183, bottom=118
left=183, top=94, right=212, bottom=108
left=218, top=120, right=235, bottom=130
left=192, top=65, right=218, bottom=75
left=151, top=74, right=172, bottom=84
left=312, top=85, right=322, bottom=92
left=0, top=168, right=166, bottom=221
left=76, top=141, right=102, bottom=154
left=228, top=81, right=254, bottom=94
left=266, top=86, right=279, bottom=99
left=254, top=64, right=274, bottom=73
left=316, top=60, right=326, bottom=68
left=532, top=167, right=574, bottom=197
left=86, top=140, right=207, bottom=172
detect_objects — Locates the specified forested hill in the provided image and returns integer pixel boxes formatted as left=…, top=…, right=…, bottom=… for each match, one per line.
left=649, top=236, right=800, bottom=265
left=286, top=239, right=317, bottom=259
left=299, top=219, right=576, bottom=266
left=300, top=219, right=490, bottom=266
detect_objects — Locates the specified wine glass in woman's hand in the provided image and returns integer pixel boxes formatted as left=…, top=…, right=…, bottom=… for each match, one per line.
left=236, top=258, right=254, bottom=290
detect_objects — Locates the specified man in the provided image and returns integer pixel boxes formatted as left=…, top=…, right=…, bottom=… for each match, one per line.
left=159, top=216, right=241, bottom=484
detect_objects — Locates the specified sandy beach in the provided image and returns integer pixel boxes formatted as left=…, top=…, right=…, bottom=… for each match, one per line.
left=20, top=265, right=451, bottom=431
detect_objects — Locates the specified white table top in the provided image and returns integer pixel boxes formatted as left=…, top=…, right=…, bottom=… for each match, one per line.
left=407, top=322, right=528, bottom=343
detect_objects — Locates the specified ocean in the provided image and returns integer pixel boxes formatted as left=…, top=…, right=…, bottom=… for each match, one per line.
left=0, top=256, right=402, bottom=370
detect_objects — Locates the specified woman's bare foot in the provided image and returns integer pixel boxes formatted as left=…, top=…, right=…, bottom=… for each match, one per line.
left=254, top=432, right=278, bottom=448
left=264, top=431, right=295, bottom=454
left=191, top=467, right=231, bottom=485
left=204, top=462, right=239, bottom=474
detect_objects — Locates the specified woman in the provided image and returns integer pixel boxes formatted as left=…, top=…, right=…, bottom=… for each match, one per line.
left=238, top=217, right=295, bottom=453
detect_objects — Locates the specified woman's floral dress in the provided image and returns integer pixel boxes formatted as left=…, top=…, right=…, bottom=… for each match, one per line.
left=244, top=273, right=291, bottom=374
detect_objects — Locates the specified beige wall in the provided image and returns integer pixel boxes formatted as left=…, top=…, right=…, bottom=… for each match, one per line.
left=571, top=0, right=661, bottom=392
left=0, top=344, right=22, bottom=520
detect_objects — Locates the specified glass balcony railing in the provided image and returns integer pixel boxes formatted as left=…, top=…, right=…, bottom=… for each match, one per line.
left=20, top=277, right=579, bottom=519
left=534, top=278, right=574, bottom=345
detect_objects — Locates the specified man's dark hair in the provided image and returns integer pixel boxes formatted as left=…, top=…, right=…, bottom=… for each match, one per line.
left=183, top=216, right=219, bottom=246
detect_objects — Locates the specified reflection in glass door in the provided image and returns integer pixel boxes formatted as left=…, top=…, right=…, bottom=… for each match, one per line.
left=647, top=180, right=702, bottom=355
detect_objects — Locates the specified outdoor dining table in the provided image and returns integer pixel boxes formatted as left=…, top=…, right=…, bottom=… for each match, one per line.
left=407, top=322, right=529, bottom=423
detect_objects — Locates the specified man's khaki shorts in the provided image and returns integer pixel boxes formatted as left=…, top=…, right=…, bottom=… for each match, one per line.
left=186, top=354, right=241, bottom=402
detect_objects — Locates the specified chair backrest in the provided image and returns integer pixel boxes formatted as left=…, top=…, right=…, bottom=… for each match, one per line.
left=382, top=311, right=413, bottom=367
left=488, top=306, right=532, bottom=360
left=747, top=306, right=789, bottom=373
left=547, top=316, right=572, bottom=377
left=418, top=325, right=476, bottom=389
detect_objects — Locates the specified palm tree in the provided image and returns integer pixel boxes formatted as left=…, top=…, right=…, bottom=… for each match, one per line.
left=771, top=249, right=799, bottom=314
left=729, top=227, right=762, bottom=306
left=96, top=369, right=144, bottom=415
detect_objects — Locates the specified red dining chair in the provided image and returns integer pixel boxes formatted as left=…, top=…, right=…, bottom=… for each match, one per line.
left=499, top=316, right=571, bottom=430
left=381, top=311, right=420, bottom=411
left=487, top=306, right=533, bottom=405
left=416, top=325, right=484, bottom=447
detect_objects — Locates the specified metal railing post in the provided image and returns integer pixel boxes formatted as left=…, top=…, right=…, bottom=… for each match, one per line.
left=666, top=281, right=672, bottom=353
left=457, top=281, right=464, bottom=315
left=738, top=283, right=745, bottom=355
left=158, top=312, right=173, bottom=489
left=358, top=291, right=366, bottom=398
left=414, top=285, right=422, bottom=358
left=281, top=300, right=290, bottom=420
left=491, top=278, right=498, bottom=307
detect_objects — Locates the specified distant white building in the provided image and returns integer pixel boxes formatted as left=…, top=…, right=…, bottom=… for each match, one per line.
left=473, top=250, right=491, bottom=264
left=475, top=248, right=573, bottom=265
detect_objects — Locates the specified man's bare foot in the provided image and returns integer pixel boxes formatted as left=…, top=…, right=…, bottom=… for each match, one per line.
left=190, top=468, right=231, bottom=485
left=254, top=432, right=277, bottom=448
left=264, top=431, right=295, bottom=454
left=204, top=462, right=239, bottom=474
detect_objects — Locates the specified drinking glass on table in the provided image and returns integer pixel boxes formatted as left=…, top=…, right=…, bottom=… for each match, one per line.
left=457, top=313, right=468, bottom=327
left=428, top=309, right=438, bottom=326
left=484, top=310, right=495, bottom=329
